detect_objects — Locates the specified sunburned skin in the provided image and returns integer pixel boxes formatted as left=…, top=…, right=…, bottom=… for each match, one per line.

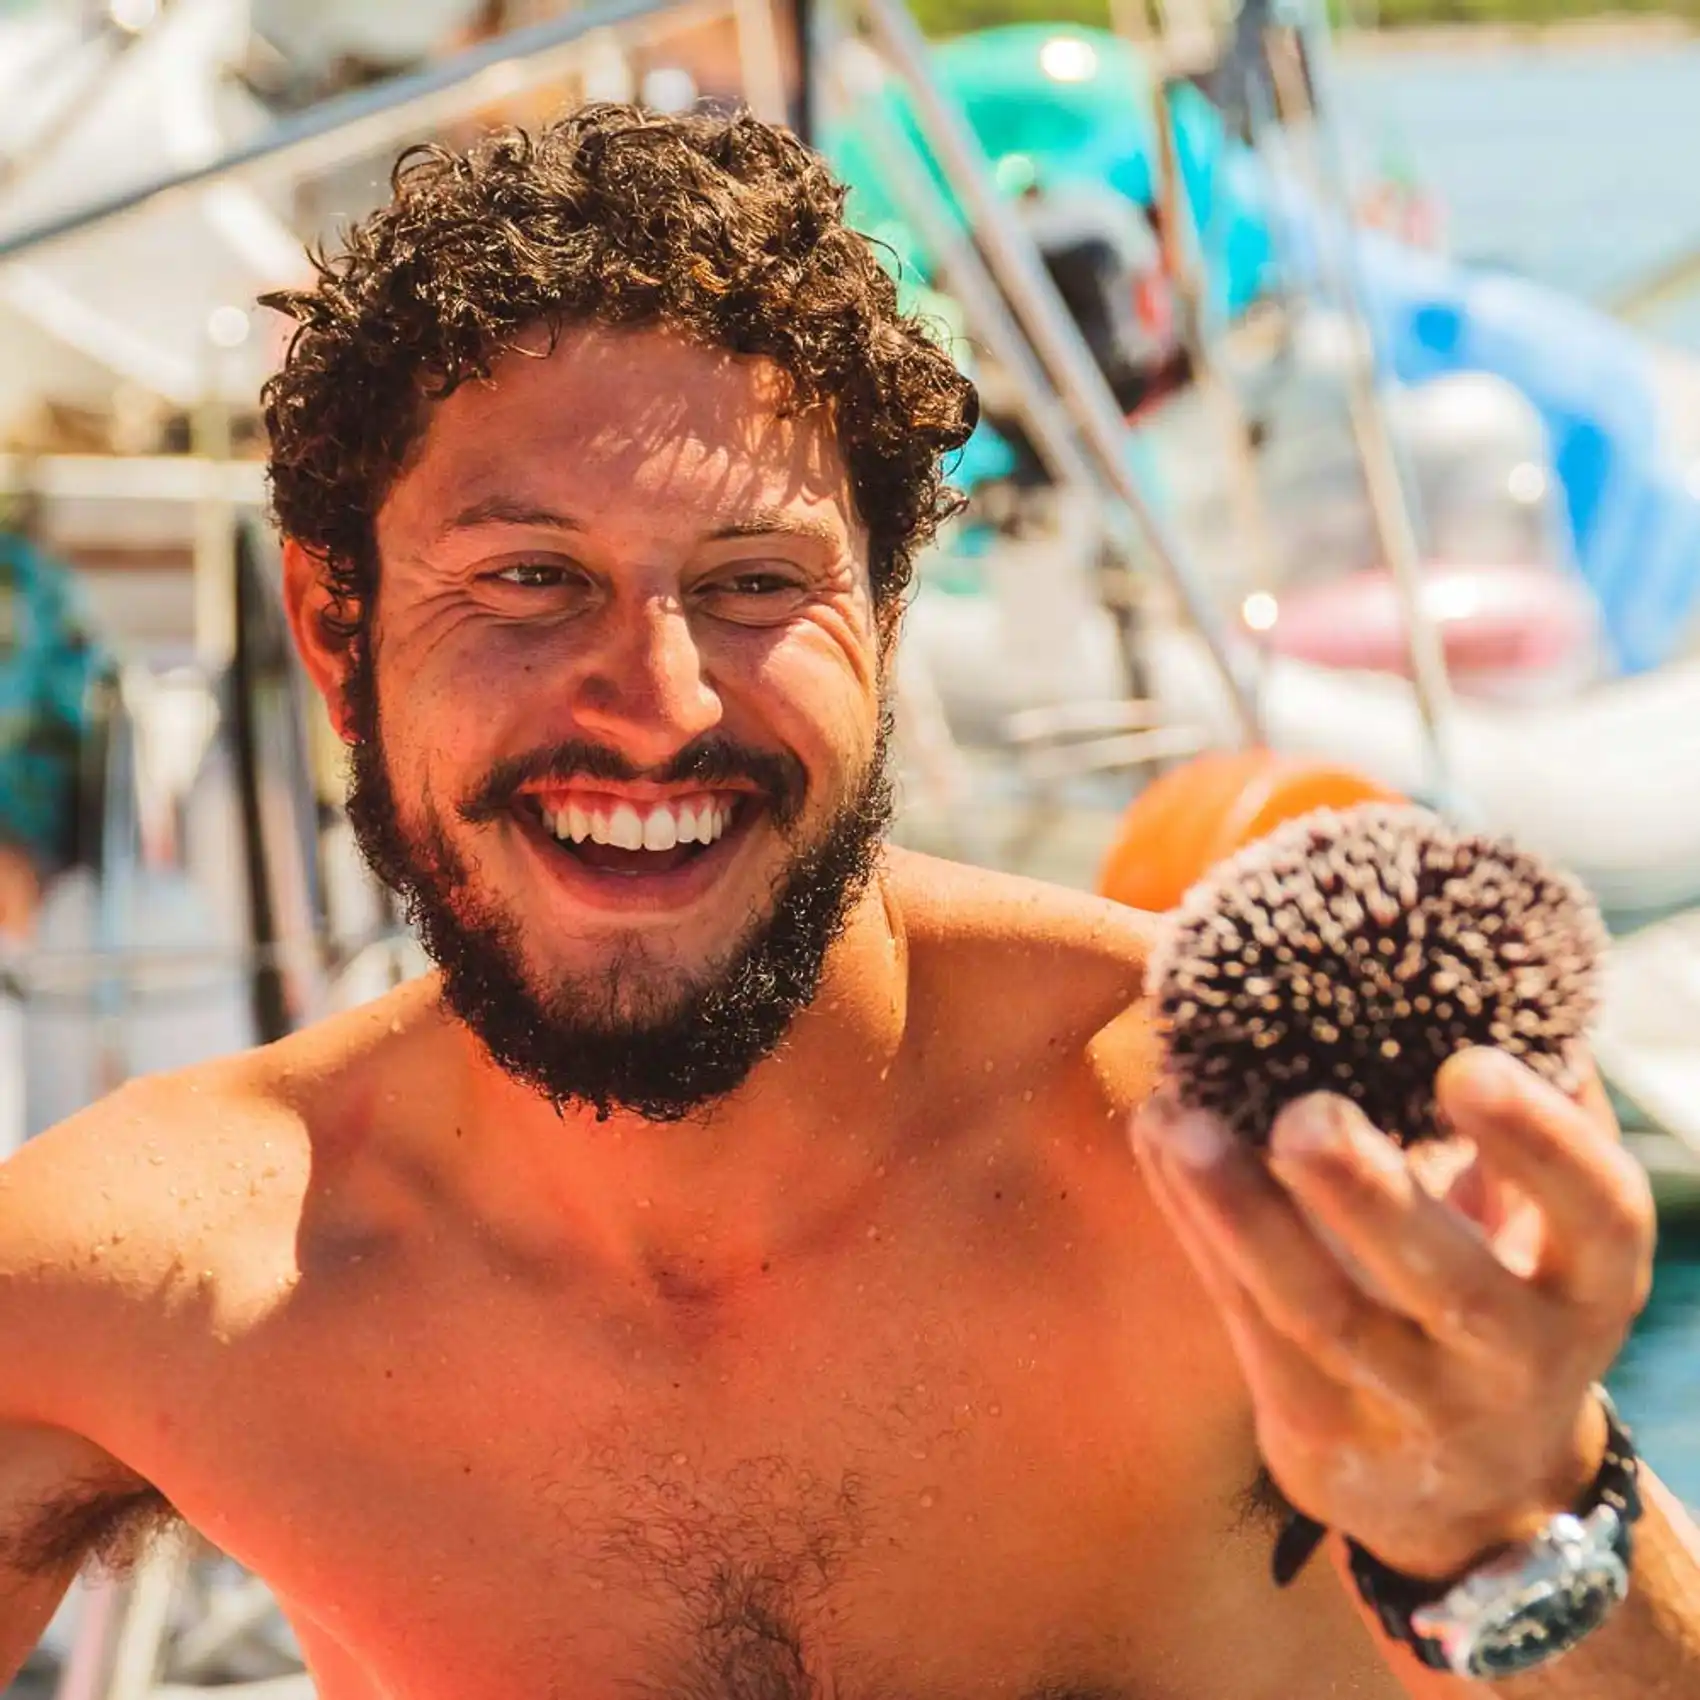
left=0, top=328, right=1414, bottom=1700
left=0, top=864, right=1409, bottom=1700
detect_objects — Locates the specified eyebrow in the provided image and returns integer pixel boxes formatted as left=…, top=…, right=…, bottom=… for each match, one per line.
left=704, top=509, right=843, bottom=548
left=438, top=496, right=584, bottom=537
left=437, top=498, right=843, bottom=550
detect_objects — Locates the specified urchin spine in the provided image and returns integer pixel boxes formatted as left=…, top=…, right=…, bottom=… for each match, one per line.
left=1151, top=805, right=1605, bottom=1147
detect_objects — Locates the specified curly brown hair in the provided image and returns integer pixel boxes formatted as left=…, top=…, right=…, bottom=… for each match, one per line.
left=261, top=102, right=977, bottom=648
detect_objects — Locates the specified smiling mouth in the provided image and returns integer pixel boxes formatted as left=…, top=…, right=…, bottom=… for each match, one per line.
left=514, top=793, right=754, bottom=877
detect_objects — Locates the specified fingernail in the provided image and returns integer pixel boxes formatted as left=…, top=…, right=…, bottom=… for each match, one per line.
left=1271, top=1093, right=1352, bottom=1160
left=1163, top=1109, right=1230, bottom=1168
left=1445, top=1046, right=1522, bottom=1104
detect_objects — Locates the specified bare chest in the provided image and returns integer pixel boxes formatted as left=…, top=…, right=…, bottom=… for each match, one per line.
left=130, top=1250, right=1261, bottom=1700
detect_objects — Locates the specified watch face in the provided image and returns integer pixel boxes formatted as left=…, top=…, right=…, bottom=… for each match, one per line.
left=1467, top=1576, right=1623, bottom=1679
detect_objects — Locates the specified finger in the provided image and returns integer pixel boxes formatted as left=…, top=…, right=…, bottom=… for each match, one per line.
left=1441, top=1152, right=1545, bottom=1279
left=1266, top=1093, right=1542, bottom=1355
left=1138, top=1138, right=1358, bottom=1427
left=1134, top=1103, right=1434, bottom=1405
left=1436, top=1049, right=1656, bottom=1307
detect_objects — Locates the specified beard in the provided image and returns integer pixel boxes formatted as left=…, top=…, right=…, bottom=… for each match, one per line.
left=341, top=656, right=894, bottom=1122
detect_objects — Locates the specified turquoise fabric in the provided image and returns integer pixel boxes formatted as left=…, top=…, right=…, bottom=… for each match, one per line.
left=0, top=534, right=106, bottom=872
left=823, top=25, right=1275, bottom=328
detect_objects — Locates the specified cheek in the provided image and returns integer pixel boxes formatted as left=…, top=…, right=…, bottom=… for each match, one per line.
left=734, top=617, right=880, bottom=762
left=371, top=650, right=503, bottom=803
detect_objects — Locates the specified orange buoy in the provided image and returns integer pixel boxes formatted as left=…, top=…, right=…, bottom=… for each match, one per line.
left=1098, top=749, right=1404, bottom=913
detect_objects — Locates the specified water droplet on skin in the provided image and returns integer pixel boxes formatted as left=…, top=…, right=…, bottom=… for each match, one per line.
left=389, top=1019, right=404, bottom=1035
left=866, top=1226, right=880, bottom=1240
left=1021, top=1090, right=1034, bottom=1103
left=148, top=1154, right=166, bottom=1166
left=635, top=1197, right=651, bottom=1210
left=672, top=1453, right=688, bottom=1466
left=918, top=1490, right=936, bottom=1509
left=988, top=1404, right=1002, bottom=1417
left=983, top=1060, right=995, bottom=1073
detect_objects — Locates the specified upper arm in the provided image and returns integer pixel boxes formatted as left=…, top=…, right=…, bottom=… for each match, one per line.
left=0, top=1094, right=189, bottom=1681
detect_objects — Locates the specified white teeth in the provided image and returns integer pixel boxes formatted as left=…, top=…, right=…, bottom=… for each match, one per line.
left=642, top=807, right=677, bottom=852
left=551, top=795, right=735, bottom=852
left=606, top=803, right=644, bottom=850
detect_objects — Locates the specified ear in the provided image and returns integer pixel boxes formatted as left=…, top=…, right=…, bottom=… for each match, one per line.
left=281, top=537, right=360, bottom=743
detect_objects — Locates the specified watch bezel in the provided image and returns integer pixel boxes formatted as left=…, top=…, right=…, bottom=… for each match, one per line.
left=1409, top=1506, right=1631, bottom=1679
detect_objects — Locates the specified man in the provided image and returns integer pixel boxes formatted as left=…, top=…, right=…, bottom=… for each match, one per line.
left=0, top=106, right=1694, bottom=1697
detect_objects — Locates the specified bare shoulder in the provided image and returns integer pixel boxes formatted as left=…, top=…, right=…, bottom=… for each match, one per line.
left=0, top=984, right=435, bottom=1434
left=0, top=1068, right=295, bottom=1426
left=885, top=848, right=1166, bottom=1119
left=887, top=846, right=1160, bottom=989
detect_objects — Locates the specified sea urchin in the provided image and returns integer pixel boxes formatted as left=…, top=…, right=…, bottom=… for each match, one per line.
left=1149, top=804, right=1606, bottom=1148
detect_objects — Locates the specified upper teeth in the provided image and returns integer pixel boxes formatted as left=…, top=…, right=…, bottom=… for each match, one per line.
left=546, top=797, right=733, bottom=849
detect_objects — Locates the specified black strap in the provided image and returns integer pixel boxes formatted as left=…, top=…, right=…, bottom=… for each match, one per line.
left=1272, top=1510, right=1328, bottom=1587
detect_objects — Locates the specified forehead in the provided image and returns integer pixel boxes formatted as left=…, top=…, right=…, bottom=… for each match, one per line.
left=379, top=324, right=859, bottom=549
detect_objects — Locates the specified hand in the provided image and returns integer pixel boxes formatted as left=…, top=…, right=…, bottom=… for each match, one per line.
left=1131, top=1049, right=1656, bottom=1580
left=0, top=845, right=39, bottom=941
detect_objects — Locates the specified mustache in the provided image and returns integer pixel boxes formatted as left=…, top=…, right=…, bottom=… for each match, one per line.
left=458, top=736, right=808, bottom=830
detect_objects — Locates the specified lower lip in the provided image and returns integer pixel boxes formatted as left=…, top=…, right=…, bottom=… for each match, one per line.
left=506, top=802, right=762, bottom=915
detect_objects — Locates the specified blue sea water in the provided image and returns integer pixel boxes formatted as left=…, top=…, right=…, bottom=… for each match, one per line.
left=1609, top=1222, right=1700, bottom=1506
left=1333, top=38, right=1700, bottom=352
left=1335, top=37, right=1700, bottom=1507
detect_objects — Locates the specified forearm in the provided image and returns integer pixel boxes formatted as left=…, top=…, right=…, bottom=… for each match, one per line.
left=1379, top=1468, right=1700, bottom=1699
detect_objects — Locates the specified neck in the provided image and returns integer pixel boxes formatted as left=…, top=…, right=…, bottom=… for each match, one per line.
left=435, top=871, right=912, bottom=1290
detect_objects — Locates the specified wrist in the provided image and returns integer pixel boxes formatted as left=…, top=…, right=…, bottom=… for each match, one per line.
left=1350, top=1386, right=1642, bottom=1681
left=1376, top=1393, right=1613, bottom=1584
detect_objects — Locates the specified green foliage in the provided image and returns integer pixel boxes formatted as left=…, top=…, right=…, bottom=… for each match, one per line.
left=907, top=0, right=1113, bottom=39
left=906, top=0, right=1700, bottom=33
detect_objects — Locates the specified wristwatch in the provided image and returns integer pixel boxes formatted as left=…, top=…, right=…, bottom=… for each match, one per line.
left=1349, top=1386, right=1643, bottom=1680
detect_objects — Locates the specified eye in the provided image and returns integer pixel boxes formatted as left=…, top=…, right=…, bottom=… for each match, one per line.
left=489, top=560, right=574, bottom=589
left=695, top=566, right=811, bottom=624
left=722, top=571, right=795, bottom=596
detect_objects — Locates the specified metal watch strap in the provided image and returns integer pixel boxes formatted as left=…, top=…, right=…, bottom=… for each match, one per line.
left=1348, top=1386, right=1643, bottom=1671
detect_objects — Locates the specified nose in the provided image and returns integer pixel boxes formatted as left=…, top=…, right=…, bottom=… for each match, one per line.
left=569, top=592, right=723, bottom=769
